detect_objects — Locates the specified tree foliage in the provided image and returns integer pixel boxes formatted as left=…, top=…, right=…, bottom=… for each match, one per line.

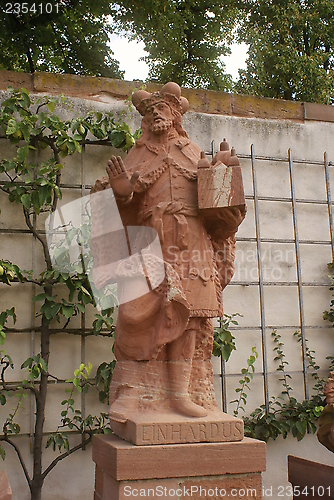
left=0, top=0, right=123, bottom=77
left=112, top=0, right=238, bottom=90
left=2, top=1, right=334, bottom=102
left=235, top=0, right=334, bottom=103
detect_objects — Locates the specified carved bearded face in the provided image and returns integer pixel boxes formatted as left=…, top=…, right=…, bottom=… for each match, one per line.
left=146, top=101, right=173, bottom=135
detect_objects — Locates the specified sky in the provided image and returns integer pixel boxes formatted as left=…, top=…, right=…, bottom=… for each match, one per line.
left=108, top=35, right=248, bottom=82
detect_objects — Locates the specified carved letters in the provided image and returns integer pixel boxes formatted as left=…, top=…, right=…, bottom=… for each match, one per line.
left=138, top=420, right=244, bottom=445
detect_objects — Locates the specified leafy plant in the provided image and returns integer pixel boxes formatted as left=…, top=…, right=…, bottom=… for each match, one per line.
left=0, top=1, right=123, bottom=77
left=0, top=87, right=137, bottom=500
left=95, top=360, right=116, bottom=403
left=323, top=261, right=334, bottom=323
left=230, top=345, right=258, bottom=417
left=112, top=0, right=237, bottom=90
left=272, top=329, right=293, bottom=400
left=212, top=313, right=241, bottom=361
left=241, top=331, right=333, bottom=443
left=236, top=0, right=334, bottom=103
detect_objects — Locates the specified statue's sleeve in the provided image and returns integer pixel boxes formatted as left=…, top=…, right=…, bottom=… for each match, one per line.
left=205, top=206, right=247, bottom=289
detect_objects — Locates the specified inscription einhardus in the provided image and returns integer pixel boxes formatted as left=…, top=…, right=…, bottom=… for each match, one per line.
left=137, top=420, right=244, bottom=445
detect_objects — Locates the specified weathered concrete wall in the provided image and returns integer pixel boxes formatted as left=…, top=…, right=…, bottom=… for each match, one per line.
left=0, top=71, right=334, bottom=499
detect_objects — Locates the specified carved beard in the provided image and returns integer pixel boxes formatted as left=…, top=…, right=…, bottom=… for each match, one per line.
left=151, top=117, right=173, bottom=134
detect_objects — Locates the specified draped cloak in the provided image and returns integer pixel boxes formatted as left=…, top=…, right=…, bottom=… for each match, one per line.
left=90, top=131, right=242, bottom=361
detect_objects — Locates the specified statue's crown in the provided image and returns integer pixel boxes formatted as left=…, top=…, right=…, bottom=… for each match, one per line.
left=132, top=82, right=189, bottom=116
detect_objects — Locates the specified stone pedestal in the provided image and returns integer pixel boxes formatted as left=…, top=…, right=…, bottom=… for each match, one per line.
left=110, top=409, right=243, bottom=446
left=0, top=471, right=12, bottom=500
left=93, top=434, right=266, bottom=500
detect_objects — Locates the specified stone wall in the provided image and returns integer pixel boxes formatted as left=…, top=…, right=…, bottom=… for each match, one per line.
left=0, top=71, right=333, bottom=499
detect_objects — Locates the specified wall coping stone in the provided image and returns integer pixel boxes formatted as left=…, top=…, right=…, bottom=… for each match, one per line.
left=0, top=69, right=334, bottom=123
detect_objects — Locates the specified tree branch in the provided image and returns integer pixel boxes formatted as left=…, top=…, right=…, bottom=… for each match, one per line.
left=4, top=326, right=114, bottom=336
left=23, top=208, right=53, bottom=270
left=26, top=47, right=35, bottom=74
left=0, top=436, right=32, bottom=488
left=0, top=358, right=10, bottom=391
left=41, top=435, right=91, bottom=480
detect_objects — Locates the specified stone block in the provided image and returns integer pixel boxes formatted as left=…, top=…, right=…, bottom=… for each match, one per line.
left=101, top=474, right=263, bottom=500
left=0, top=70, right=33, bottom=92
left=0, top=470, right=12, bottom=500
left=255, top=160, right=291, bottom=199
left=304, top=102, right=334, bottom=123
left=258, top=200, right=294, bottom=240
left=239, top=158, right=253, bottom=197
left=223, top=284, right=261, bottom=328
left=181, top=474, right=262, bottom=499
left=296, top=202, right=330, bottom=242
left=92, top=434, right=266, bottom=482
left=299, top=243, right=332, bottom=283
left=263, top=285, right=300, bottom=327
left=93, top=434, right=266, bottom=500
left=110, top=409, right=243, bottom=446
left=293, top=162, right=327, bottom=202
left=95, top=466, right=104, bottom=497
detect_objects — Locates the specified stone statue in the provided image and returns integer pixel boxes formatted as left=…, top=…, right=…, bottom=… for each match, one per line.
left=90, top=83, right=246, bottom=442
left=317, top=371, right=334, bottom=453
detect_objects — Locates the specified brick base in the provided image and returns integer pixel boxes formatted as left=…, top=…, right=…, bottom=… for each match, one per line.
left=93, top=434, right=266, bottom=500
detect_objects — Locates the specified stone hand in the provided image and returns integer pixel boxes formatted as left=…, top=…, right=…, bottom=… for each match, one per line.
left=218, top=206, right=247, bottom=229
left=106, top=155, right=139, bottom=199
left=91, top=176, right=109, bottom=194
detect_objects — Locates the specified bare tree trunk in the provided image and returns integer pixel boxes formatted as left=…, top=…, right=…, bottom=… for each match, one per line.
left=29, top=315, right=50, bottom=500
left=26, top=48, right=35, bottom=74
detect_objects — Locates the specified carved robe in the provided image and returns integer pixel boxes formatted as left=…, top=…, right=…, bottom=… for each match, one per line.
left=92, top=132, right=239, bottom=361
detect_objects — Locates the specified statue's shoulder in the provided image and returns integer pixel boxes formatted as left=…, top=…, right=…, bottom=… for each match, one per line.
left=176, top=137, right=202, bottom=163
left=123, top=142, right=154, bottom=173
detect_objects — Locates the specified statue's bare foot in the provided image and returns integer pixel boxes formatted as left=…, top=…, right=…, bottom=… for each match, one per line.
left=171, top=396, right=208, bottom=418
left=109, top=386, right=138, bottom=423
left=109, top=401, right=128, bottom=424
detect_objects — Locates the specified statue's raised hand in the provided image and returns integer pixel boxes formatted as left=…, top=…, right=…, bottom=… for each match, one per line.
left=106, top=156, right=139, bottom=200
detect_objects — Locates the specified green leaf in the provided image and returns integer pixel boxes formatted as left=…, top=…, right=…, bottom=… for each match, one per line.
left=21, top=193, right=31, bottom=209
left=39, top=358, right=48, bottom=373
left=6, top=118, right=17, bottom=136
left=47, top=102, right=56, bottom=113
left=62, top=305, right=74, bottom=319
left=33, top=293, right=54, bottom=302
left=109, top=130, right=126, bottom=148
left=21, top=358, right=33, bottom=369
left=17, top=145, right=29, bottom=162
left=295, top=420, right=307, bottom=436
